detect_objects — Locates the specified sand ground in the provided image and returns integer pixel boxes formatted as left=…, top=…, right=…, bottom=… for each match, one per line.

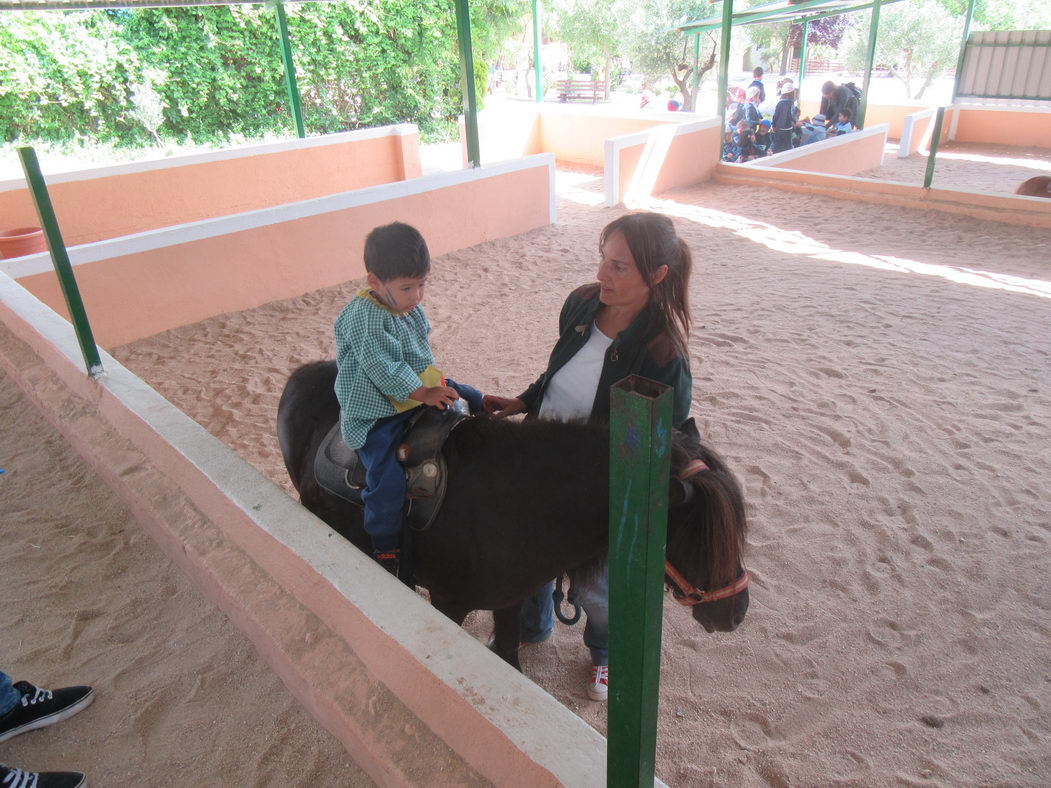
left=101, top=172, right=1051, bottom=786
left=859, top=141, right=1051, bottom=194
left=0, top=368, right=373, bottom=786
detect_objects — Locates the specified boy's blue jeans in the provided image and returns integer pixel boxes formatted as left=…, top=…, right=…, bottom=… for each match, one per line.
left=520, top=561, right=610, bottom=666
left=0, top=671, right=20, bottom=715
left=358, top=379, right=483, bottom=552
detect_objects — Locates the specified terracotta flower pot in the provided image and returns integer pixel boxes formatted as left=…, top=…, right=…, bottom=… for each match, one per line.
left=0, top=227, right=47, bottom=259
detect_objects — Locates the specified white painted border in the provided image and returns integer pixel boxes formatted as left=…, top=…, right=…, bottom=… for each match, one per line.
left=603, top=116, right=723, bottom=207
left=0, top=124, right=419, bottom=192
left=745, top=123, right=888, bottom=169
left=0, top=154, right=557, bottom=279
left=899, top=108, right=937, bottom=158
left=0, top=270, right=631, bottom=787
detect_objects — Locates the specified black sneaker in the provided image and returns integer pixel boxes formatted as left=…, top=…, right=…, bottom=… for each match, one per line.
left=0, top=682, right=94, bottom=744
left=372, top=549, right=400, bottom=578
left=0, top=763, right=86, bottom=788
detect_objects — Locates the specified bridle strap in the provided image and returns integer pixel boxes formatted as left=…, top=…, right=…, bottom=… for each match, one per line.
left=667, top=456, right=748, bottom=605
left=676, top=459, right=708, bottom=479
left=665, top=562, right=749, bottom=606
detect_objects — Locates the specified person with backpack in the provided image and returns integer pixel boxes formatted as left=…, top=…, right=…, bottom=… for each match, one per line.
left=820, top=81, right=862, bottom=129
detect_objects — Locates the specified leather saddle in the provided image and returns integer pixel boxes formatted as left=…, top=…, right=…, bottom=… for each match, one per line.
left=314, top=406, right=467, bottom=531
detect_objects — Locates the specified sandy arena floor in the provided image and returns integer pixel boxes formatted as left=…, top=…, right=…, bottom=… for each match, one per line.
left=0, top=368, right=374, bottom=785
left=101, top=173, right=1051, bottom=786
left=859, top=141, right=1051, bottom=194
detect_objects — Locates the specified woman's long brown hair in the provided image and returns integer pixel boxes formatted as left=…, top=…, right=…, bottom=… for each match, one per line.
left=600, top=212, right=692, bottom=357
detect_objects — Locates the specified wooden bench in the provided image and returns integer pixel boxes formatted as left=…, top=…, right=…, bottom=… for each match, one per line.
left=556, top=79, right=605, bottom=103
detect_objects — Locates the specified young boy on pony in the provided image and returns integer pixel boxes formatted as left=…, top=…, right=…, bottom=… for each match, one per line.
left=333, top=222, right=482, bottom=577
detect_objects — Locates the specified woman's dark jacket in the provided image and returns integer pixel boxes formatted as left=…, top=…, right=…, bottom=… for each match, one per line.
left=517, top=284, right=693, bottom=427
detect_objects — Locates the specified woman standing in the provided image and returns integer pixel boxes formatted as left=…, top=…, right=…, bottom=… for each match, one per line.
left=483, top=212, right=694, bottom=701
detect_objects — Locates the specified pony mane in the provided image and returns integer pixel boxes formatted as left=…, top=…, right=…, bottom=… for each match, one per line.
left=667, top=433, right=748, bottom=589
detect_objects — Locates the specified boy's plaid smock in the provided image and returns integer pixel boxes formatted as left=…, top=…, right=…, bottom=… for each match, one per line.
left=334, top=289, right=440, bottom=449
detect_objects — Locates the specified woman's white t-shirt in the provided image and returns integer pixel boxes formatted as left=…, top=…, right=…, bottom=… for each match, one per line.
left=538, top=324, right=613, bottom=422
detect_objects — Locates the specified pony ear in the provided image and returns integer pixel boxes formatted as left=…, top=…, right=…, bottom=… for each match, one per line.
left=677, top=417, right=701, bottom=444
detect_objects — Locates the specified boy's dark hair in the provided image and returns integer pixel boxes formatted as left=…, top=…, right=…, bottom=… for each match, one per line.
left=753, top=67, right=763, bottom=78
left=364, top=222, right=430, bottom=280
left=839, top=108, right=853, bottom=122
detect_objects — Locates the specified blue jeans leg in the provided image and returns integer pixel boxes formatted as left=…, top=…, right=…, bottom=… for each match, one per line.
left=576, top=561, right=609, bottom=666
left=0, top=671, right=20, bottom=716
left=358, top=410, right=415, bottom=552
left=445, top=379, right=484, bottom=415
left=519, top=581, right=555, bottom=643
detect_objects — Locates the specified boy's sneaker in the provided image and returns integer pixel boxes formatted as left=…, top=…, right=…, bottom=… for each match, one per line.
left=0, top=764, right=86, bottom=788
left=586, top=665, right=609, bottom=702
left=372, top=549, right=400, bottom=578
left=0, top=681, right=94, bottom=744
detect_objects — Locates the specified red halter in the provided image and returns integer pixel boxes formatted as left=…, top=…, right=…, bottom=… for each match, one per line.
left=665, top=458, right=750, bottom=606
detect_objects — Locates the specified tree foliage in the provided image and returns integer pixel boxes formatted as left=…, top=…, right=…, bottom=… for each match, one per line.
left=0, top=0, right=526, bottom=148
left=845, top=0, right=961, bottom=99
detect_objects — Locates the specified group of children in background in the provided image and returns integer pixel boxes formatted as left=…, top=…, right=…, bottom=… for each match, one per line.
left=722, top=68, right=858, bottom=164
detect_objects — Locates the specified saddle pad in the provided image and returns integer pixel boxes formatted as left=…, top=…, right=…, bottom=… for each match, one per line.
left=314, top=423, right=365, bottom=504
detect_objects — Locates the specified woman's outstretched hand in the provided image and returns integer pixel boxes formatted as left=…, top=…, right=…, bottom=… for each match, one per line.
left=482, top=395, right=526, bottom=418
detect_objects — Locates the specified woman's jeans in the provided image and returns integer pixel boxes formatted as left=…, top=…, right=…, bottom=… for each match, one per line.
left=520, top=561, right=610, bottom=666
left=0, top=671, right=19, bottom=716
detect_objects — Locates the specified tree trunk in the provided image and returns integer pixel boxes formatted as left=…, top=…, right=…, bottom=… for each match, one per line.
left=603, top=51, right=612, bottom=101
left=779, top=29, right=792, bottom=75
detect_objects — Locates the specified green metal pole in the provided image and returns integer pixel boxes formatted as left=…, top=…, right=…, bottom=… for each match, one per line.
left=950, top=0, right=976, bottom=104
left=455, top=0, right=481, bottom=167
left=532, top=0, right=543, bottom=102
left=797, top=19, right=809, bottom=104
left=17, top=147, right=103, bottom=378
left=923, top=106, right=946, bottom=189
left=717, top=0, right=735, bottom=127
left=273, top=0, right=305, bottom=139
left=608, top=375, right=673, bottom=788
left=858, top=0, right=883, bottom=129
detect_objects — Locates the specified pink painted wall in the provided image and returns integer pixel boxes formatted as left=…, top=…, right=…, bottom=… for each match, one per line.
left=610, top=122, right=723, bottom=206
left=15, top=161, right=552, bottom=347
left=0, top=129, right=421, bottom=248
left=464, top=106, right=686, bottom=167
left=754, top=126, right=886, bottom=176
left=952, top=108, right=1051, bottom=148
left=539, top=112, right=680, bottom=167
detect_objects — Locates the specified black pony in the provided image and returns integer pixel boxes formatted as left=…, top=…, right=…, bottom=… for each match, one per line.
left=277, top=361, right=749, bottom=668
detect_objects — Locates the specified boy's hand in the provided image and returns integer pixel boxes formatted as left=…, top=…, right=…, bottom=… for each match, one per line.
left=413, top=385, right=459, bottom=410
left=482, top=395, right=526, bottom=418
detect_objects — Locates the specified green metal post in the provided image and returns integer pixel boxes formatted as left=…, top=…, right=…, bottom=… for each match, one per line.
left=717, top=0, right=735, bottom=126
left=455, top=0, right=481, bottom=167
left=797, top=18, right=809, bottom=104
left=17, top=147, right=103, bottom=378
left=858, top=0, right=883, bottom=129
left=273, top=0, right=305, bottom=138
left=532, top=0, right=543, bottom=102
left=950, top=0, right=976, bottom=104
left=923, top=106, right=946, bottom=189
left=608, top=375, right=673, bottom=788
